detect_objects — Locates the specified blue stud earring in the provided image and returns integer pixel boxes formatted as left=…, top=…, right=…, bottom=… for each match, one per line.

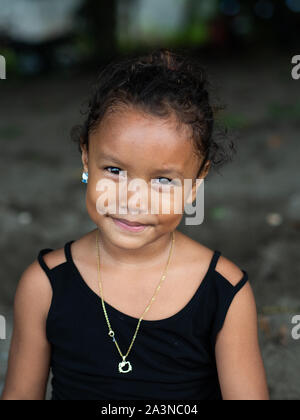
left=81, top=171, right=88, bottom=184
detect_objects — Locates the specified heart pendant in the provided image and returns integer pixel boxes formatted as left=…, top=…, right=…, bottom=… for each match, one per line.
left=118, top=359, right=132, bottom=373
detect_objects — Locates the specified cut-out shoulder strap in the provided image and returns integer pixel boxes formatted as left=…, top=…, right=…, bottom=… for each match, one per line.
left=210, top=267, right=249, bottom=347
left=234, top=270, right=248, bottom=291
left=37, top=248, right=54, bottom=276
left=210, top=250, right=221, bottom=272
left=38, top=240, right=75, bottom=276
left=64, top=240, right=75, bottom=263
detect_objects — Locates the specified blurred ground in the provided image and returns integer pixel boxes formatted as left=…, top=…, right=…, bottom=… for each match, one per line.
left=0, top=48, right=300, bottom=400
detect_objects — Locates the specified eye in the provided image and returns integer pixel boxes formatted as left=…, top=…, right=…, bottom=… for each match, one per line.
left=152, top=177, right=177, bottom=187
left=156, top=177, right=173, bottom=185
left=104, top=166, right=122, bottom=175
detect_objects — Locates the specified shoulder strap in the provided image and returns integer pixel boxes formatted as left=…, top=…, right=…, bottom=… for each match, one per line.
left=234, top=269, right=248, bottom=291
left=38, top=240, right=75, bottom=276
left=37, top=248, right=54, bottom=277
left=64, top=240, right=75, bottom=263
left=210, top=250, right=222, bottom=272
left=210, top=267, right=249, bottom=348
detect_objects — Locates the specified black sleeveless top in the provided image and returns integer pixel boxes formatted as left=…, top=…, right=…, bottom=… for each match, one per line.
left=37, top=240, right=248, bottom=401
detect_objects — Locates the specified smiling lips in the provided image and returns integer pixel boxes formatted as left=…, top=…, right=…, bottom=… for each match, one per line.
left=113, top=218, right=147, bottom=226
left=111, top=217, right=150, bottom=232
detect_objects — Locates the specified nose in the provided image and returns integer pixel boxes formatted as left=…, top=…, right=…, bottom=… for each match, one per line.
left=119, top=183, right=149, bottom=215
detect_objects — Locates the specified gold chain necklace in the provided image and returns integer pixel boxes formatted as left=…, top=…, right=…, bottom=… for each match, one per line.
left=95, top=228, right=175, bottom=373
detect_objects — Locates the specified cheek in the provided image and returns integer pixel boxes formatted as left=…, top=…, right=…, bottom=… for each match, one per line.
left=84, top=173, right=111, bottom=216
left=159, top=189, right=185, bottom=213
left=85, top=185, right=99, bottom=218
left=157, top=212, right=182, bottom=227
left=87, top=175, right=120, bottom=215
left=155, top=201, right=183, bottom=231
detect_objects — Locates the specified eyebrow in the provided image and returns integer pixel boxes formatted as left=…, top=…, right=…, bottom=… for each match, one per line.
left=99, top=153, right=185, bottom=178
left=99, top=153, right=125, bottom=166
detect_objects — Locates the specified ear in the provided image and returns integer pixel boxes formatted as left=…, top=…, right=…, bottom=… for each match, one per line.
left=80, top=141, right=88, bottom=172
left=185, top=160, right=211, bottom=204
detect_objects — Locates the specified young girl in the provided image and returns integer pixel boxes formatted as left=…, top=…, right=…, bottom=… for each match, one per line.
left=1, top=48, right=269, bottom=400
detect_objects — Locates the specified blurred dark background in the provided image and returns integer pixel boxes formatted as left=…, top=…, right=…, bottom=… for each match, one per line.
left=0, top=0, right=300, bottom=400
left=1, top=0, right=300, bottom=74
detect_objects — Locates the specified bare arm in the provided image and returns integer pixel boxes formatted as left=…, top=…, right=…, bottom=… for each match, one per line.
left=215, top=257, right=269, bottom=400
left=0, top=260, right=52, bottom=400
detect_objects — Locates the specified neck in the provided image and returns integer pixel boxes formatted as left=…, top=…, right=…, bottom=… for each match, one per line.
left=92, top=228, right=175, bottom=270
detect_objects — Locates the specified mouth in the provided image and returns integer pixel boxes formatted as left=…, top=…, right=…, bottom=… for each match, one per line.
left=110, top=216, right=152, bottom=232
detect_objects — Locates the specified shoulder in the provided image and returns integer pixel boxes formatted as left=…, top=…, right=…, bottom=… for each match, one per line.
left=14, top=243, right=67, bottom=317
left=215, top=254, right=247, bottom=287
left=38, top=228, right=96, bottom=271
left=38, top=233, right=89, bottom=269
left=40, top=246, right=66, bottom=270
left=175, top=230, right=246, bottom=286
left=174, top=229, right=213, bottom=266
left=14, top=232, right=94, bottom=319
left=14, top=260, right=51, bottom=325
left=214, top=253, right=254, bottom=327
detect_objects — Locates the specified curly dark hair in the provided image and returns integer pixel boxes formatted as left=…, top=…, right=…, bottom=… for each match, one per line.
left=71, top=47, right=236, bottom=178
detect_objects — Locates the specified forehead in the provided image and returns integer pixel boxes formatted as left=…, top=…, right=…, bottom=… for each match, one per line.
left=90, top=107, right=199, bottom=173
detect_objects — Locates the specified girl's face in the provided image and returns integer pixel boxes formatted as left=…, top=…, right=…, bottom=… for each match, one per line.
left=81, top=106, right=209, bottom=250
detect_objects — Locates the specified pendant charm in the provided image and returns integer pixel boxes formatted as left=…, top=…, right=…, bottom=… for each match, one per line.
left=118, top=357, right=132, bottom=373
